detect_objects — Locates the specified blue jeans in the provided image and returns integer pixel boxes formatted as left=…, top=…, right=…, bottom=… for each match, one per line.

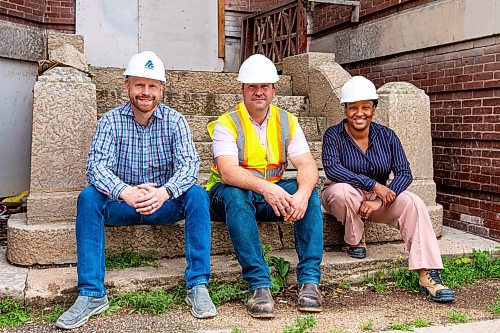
left=76, top=185, right=211, bottom=297
left=208, top=179, right=323, bottom=291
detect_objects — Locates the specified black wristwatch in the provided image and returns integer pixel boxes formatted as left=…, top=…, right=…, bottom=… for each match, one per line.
left=165, top=187, right=173, bottom=199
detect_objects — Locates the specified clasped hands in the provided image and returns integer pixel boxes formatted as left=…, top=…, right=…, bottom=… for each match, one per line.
left=261, top=183, right=308, bottom=222
left=358, top=182, right=396, bottom=220
left=119, top=183, right=170, bottom=215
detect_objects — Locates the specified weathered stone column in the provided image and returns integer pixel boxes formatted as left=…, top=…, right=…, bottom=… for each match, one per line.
left=8, top=44, right=96, bottom=265
left=376, top=82, right=443, bottom=236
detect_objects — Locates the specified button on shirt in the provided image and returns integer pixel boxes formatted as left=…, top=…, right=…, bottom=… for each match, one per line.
left=322, top=120, right=412, bottom=195
left=86, top=102, right=200, bottom=200
left=212, top=106, right=310, bottom=159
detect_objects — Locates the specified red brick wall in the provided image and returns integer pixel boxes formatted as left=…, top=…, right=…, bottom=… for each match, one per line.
left=0, top=0, right=75, bottom=31
left=344, top=38, right=500, bottom=240
left=310, top=0, right=437, bottom=35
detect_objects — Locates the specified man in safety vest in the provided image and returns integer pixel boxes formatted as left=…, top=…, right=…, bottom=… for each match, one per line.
left=206, top=54, right=323, bottom=318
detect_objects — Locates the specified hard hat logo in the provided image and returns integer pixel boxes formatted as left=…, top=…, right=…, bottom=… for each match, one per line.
left=144, top=60, right=154, bottom=70
left=123, top=51, right=166, bottom=82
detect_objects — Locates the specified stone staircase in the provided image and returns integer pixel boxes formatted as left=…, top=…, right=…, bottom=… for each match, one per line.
left=7, top=49, right=443, bottom=266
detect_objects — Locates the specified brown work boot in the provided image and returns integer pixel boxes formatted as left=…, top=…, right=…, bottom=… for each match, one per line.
left=246, top=287, right=274, bottom=318
left=297, top=283, right=322, bottom=312
left=418, top=269, right=455, bottom=303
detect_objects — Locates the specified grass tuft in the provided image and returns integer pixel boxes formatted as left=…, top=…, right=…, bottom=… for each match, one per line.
left=410, top=318, right=431, bottom=327
left=283, top=315, right=316, bottom=333
left=0, top=299, right=31, bottom=328
left=40, top=304, right=64, bottom=323
left=360, top=319, right=374, bottom=330
left=389, top=322, right=414, bottom=331
left=106, top=249, right=159, bottom=270
left=109, top=288, right=175, bottom=315
left=486, top=290, right=500, bottom=315
left=447, top=310, right=468, bottom=323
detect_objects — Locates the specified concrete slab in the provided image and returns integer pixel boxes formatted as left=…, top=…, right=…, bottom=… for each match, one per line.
left=0, top=247, right=27, bottom=300
left=386, top=318, right=500, bottom=333
left=22, top=226, right=499, bottom=304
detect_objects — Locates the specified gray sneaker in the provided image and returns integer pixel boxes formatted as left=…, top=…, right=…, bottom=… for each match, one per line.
left=55, top=295, right=109, bottom=329
left=185, top=284, right=217, bottom=319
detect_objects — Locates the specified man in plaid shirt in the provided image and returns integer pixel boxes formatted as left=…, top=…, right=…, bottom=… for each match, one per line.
left=56, top=51, right=216, bottom=330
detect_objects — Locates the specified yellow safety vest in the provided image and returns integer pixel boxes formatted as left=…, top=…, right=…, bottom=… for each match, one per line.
left=206, top=102, right=298, bottom=191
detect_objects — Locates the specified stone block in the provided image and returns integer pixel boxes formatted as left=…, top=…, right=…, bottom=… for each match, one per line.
left=47, top=31, right=84, bottom=54
left=49, top=44, right=88, bottom=72
left=27, top=191, right=79, bottom=225
left=165, top=71, right=292, bottom=95
left=0, top=248, right=27, bottom=300
left=7, top=214, right=77, bottom=266
left=308, top=62, right=351, bottom=120
left=0, top=20, right=46, bottom=61
left=377, top=82, right=434, bottom=179
left=282, top=52, right=336, bottom=96
left=30, top=67, right=96, bottom=192
left=164, top=93, right=307, bottom=118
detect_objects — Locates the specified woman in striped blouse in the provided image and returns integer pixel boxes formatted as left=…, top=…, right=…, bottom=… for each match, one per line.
left=321, top=76, right=455, bottom=303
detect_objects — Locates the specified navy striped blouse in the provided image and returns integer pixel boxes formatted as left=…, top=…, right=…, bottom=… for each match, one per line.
left=322, top=119, right=412, bottom=195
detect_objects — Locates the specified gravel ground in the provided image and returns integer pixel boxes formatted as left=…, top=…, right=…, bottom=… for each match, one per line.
left=1, top=279, right=498, bottom=333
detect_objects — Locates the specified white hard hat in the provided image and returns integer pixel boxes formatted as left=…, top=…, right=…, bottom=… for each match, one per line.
left=123, top=51, right=166, bottom=82
left=340, top=76, right=379, bottom=104
left=237, top=54, right=279, bottom=84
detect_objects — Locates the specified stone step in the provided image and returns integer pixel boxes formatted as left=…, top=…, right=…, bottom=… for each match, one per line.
left=163, top=93, right=307, bottom=118
left=7, top=201, right=443, bottom=266
left=18, top=226, right=500, bottom=304
left=195, top=141, right=323, bottom=173
left=91, top=67, right=293, bottom=116
left=186, top=115, right=326, bottom=142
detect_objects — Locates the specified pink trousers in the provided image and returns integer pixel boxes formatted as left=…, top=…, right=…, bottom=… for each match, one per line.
left=321, top=182, right=443, bottom=270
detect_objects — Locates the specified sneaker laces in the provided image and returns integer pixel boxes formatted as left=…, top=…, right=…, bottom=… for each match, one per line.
left=427, top=269, right=443, bottom=285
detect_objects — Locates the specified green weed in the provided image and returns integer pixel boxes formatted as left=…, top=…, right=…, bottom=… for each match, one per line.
left=40, top=304, right=64, bottom=323
left=391, top=250, right=500, bottom=291
left=360, top=319, right=374, bottom=330
left=208, top=280, right=245, bottom=305
left=328, top=330, right=347, bottom=333
left=447, top=310, right=468, bottom=323
left=232, top=327, right=243, bottom=333
left=389, top=322, right=414, bottom=331
left=410, top=318, right=431, bottom=327
left=106, top=249, right=159, bottom=270
left=486, top=290, right=500, bottom=315
left=338, top=280, right=351, bottom=290
left=109, top=288, right=175, bottom=315
left=0, top=299, right=30, bottom=328
left=263, top=244, right=291, bottom=294
left=283, top=315, right=316, bottom=333
left=363, top=271, right=389, bottom=293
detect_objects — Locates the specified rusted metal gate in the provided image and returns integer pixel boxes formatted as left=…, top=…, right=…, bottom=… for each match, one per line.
left=241, top=0, right=307, bottom=64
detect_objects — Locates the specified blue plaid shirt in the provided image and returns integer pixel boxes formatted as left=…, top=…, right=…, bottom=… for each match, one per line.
left=322, top=120, right=413, bottom=195
left=86, top=102, right=200, bottom=200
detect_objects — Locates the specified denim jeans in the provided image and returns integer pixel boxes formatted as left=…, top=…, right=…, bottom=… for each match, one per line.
left=208, top=179, right=323, bottom=291
left=76, top=185, right=211, bottom=297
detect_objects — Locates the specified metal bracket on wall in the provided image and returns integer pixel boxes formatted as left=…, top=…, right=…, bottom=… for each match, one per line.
left=304, top=0, right=361, bottom=23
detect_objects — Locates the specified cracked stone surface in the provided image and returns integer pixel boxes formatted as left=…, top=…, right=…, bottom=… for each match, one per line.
left=0, top=247, right=27, bottom=300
